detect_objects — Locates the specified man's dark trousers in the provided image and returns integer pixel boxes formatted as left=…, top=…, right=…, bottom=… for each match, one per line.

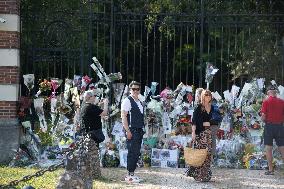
left=127, top=128, right=144, bottom=173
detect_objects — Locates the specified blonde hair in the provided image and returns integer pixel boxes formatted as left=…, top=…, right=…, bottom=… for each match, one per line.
left=83, top=90, right=94, bottom=101
left=200, top=89, right=212, bottom=106
left=195, top=88, right=204, bottom=104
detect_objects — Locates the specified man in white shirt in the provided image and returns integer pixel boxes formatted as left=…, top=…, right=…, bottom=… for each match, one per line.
left=121, top=81, right=144, bottom=183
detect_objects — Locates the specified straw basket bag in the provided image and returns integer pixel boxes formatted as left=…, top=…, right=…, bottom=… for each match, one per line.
left=184, top=145, right=208, bottom=167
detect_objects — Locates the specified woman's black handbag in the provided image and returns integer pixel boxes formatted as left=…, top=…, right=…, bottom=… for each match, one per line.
left=89, top=129, right=105, bottom=143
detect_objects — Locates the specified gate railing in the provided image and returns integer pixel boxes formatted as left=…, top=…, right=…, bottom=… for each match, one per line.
left=20, top=0, right=284, bottom=95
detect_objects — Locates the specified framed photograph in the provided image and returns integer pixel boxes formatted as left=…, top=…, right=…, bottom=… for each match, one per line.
left=151, top=159, right=161, bottom=167
left=151, top=148, right=178, bottom=168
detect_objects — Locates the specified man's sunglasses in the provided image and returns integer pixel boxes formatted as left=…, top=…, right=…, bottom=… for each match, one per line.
left=131, top=88, right=140, bottom=91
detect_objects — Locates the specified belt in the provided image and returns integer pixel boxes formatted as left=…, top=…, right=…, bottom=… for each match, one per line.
left=130, top=127, right=143, bottom=131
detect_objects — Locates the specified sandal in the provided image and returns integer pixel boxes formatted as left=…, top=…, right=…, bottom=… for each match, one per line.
left=264, top=171, right=274, bottom=175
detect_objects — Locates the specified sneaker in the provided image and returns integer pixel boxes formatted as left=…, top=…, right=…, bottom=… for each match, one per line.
left=124, top=175, right=142, bottom=183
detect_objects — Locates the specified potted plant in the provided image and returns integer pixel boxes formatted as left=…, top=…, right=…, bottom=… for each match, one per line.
left=178, top=156, right=185, bottom=168
left=143, top=154, right=151, bottom=167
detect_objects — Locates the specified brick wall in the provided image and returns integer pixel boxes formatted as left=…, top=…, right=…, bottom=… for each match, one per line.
left=0, top=101, right=17, bottom=119
left=0, top=66, right=19, bottom=84
left=0, top=31, right=20, bottom=49
left=0, top=0, right=19, bottom=14
left=0, top=0, right=20, bottom=120
left=0, top=0, right=20, bottom=163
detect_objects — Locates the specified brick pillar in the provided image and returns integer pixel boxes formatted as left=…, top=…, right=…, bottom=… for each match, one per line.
left=0, top=0, right=20, bottom=163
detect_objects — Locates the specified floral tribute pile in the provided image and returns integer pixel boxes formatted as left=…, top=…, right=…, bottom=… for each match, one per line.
left=12, top=58, right=284, bottom=170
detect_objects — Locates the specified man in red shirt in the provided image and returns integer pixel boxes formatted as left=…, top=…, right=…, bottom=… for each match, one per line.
left=260, top=85, right=284, bottom=175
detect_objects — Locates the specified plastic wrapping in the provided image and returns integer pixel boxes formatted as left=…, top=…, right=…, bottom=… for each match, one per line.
left=64, top=78, right=73, bottom=100
left=34, top=98, right=47, bottom=132
left=205, top=62, right=219, bottom=87
left=23, top=74, right=35, bottom=93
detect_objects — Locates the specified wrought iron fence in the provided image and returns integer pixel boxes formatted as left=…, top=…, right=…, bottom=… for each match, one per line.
left=20, top=0, right=284, bottom=94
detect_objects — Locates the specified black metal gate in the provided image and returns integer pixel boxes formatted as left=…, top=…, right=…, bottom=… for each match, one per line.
left=20, top=0, right=284, bottom=94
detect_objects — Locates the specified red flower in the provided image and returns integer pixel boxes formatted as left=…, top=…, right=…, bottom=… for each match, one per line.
left=69, top=142, right=75, bottom=148
left=217, top=129, right=225, bottom=139
left=18, top=111, right=25, bottom=117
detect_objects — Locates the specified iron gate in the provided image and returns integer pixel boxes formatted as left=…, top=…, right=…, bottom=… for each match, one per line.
left=20, top=0, right=284, bottom=94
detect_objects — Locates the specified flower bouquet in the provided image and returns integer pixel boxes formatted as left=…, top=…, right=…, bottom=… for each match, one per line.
left=178, top=156, right=185, bottom=168
left=174, top=82, right=184, bottom=95
left=64, top=78, right=73, bottom=100
left=150, top=82, right=159, bottom=95
left=71, top=87, right=80, bottom=107
left=160, top=87, right=173, bottom=100
left=57, top=94, right=72, bottom=115
left=91, top=57, right=111, bottom=83
left=36, top=79, right=51, bottom=97
left=175, top=115, right=192, bottom=135
left=143, top=153, right=151, bottom=167
left=50, top=97, right=57, bottom=125
left=144, top=86, right=151, bottom=101
left=81, top=75, right=92, bottom=91
left=205, top=62, right=219, bottom=89
left=50, top=78, right=63, bottom=97
left=102, top=150, right=120, bottom=167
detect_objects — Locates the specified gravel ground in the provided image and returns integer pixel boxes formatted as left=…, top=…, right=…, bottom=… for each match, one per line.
left=98, top=167, right=284, bottom=189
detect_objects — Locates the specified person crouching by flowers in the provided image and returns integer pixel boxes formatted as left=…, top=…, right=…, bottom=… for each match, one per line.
left=185, top=89, right=213, bottom=182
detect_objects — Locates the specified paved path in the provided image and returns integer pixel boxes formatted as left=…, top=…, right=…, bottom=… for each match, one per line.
left=98, top=167, right=284, bottom=189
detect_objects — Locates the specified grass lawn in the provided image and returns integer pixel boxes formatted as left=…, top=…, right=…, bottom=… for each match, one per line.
left=0, top=166, right=64, bottom=189
left=0, top=166, right=124, bottom=189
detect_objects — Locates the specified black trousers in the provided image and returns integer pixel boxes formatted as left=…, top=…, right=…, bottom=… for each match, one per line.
left=127, top=128, right=144, bottom=173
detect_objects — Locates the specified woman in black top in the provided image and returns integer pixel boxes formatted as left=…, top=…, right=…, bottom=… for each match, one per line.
left=80, top=91, right=108, bottom=144
left=77, top=90, right=108, bottom=180
left=186, top=89, right=213, bottom=182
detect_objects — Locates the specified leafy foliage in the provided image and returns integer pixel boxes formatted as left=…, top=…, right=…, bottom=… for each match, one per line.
left=229, top=25, right=282, bottom=81
left=20, top=0, right=284, bottom=88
